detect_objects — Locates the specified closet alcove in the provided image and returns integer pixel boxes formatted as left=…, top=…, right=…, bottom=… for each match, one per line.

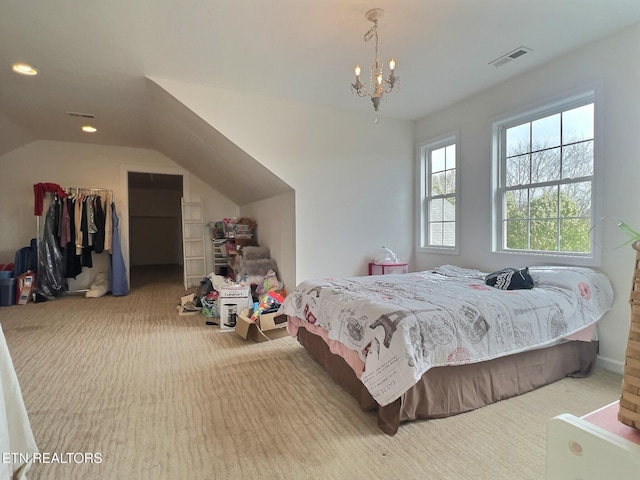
left=127, top=172, right=184, bottom=287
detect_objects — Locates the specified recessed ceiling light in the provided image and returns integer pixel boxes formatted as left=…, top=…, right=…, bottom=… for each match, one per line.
left=82, top=125, right=97, bottom=133
left=12, top=63, right=38, bottom=76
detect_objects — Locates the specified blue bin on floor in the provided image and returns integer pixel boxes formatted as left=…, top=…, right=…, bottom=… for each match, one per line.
left=0, top=278, right=16, bottom=306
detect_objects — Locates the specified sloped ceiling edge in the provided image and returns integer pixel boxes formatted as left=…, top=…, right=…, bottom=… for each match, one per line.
left=145, top=79, right=293, bottom=207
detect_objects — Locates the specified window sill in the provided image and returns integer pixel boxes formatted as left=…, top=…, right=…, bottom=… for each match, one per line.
left=493, top=249, right=600, bottom=268
left=416, top=246, right=460, bottom=256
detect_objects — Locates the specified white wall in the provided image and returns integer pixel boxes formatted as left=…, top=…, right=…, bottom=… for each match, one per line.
left=0, top=113, right=35, bottom=157
left=240, top=191, right=295, bottom=293
left=150, top=78, right=416, bottom=283
left=414, top=23, right=640, bottom=371
left=0, top=141, right=238, bottom=290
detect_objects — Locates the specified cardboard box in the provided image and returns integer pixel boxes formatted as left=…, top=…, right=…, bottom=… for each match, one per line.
left=235, top=308, right=289, bottom=342
left=16, top=272, right=35, bottom=305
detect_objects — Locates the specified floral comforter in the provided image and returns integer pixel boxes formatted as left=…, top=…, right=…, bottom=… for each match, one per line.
left=282, top=266, right=614, bottom=406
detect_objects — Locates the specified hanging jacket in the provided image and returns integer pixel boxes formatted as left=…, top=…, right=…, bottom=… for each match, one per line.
left=63, top=197, right=82, bottom=279
left=92, top=196, right=105, bottom=254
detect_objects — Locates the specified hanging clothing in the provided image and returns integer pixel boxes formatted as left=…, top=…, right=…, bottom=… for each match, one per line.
left=82, top=196, right=93, bottom=248
left=59, top=197, right=71, bottom=247
left=33, top=183, right=66, bottom=216
left=109, top=203, right=128, bottom=296
left=92, top=196, right=105, bottom=254
left=52, top=195, right=62, bottom=241
left=35, top=187, right=113, bottom=282
left=34, top=204, right=68, bottom=299
left=86, top=195, right=97, bottom=235
left=104, top=192, right=113, bottom=253
left=79, top=197, right=93, bottom=268
left=63, top=197, right=82, bottom=279
left=74, top=195, right=83, bottom=255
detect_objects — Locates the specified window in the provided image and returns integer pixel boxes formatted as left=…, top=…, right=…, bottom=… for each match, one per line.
left=418, top=133, right=458, bottom=253
left=493, top=91, right=597, bottom=258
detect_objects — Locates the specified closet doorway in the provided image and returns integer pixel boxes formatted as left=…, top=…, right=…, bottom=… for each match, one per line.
left=128, top=172, right=184, bottom=289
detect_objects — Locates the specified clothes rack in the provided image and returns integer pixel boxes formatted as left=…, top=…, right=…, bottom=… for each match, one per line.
left=63, top=186, right=115, bottom=202
left=35, top=186, right=114, bottom=253
left=34, top=185, right=114, bottom=297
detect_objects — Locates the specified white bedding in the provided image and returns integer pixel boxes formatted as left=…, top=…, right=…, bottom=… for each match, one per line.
left=282, top=266, right=614, bottom=406
left=0, top=328, right=38, bottom=479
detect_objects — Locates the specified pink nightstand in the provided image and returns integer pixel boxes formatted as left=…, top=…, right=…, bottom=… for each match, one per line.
left=368, top=262, right=408, bottom=275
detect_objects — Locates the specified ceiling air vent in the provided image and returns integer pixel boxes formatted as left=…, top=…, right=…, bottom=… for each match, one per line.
left=66, top=111, right=95, bottom=119
left=489, top=46, right=533, bottom=68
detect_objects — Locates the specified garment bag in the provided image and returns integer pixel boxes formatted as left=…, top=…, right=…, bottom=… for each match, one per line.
left=35, top=204, right=68, bottom=299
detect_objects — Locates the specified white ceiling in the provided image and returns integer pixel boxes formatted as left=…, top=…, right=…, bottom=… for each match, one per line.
left=2, top=0, right=640, bottom=201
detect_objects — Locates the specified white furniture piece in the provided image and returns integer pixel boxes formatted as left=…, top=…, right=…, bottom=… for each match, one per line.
left=211, top=238, right=228, bottom=275
left=0, top=329, right=38, bottom=479
left=181, top=198, right=207, bottom=290
left=546, top=401, right=640, bottom=480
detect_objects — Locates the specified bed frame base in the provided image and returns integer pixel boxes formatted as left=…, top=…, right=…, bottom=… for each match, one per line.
left=296, top=326, right=598, bottom=435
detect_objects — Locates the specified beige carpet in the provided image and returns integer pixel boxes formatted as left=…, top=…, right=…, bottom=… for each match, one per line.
left=0, top=265, right=623, bottom=480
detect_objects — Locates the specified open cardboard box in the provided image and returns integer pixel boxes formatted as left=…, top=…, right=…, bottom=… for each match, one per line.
left=235, top=308, right=289, bottom=342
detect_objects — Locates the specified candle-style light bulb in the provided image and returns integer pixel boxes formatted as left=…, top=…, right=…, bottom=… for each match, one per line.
left=389, top=58, right=396, bottom=71
left=355, top=65, right=361, bottom=77
left=377, top=73, right=383, bottom=85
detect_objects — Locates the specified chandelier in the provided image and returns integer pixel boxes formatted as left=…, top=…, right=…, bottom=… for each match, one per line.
left=351, top=8, right=398, bottom=122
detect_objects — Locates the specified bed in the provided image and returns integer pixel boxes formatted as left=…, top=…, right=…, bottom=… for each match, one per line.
left=0, top=327, right=38, bottom=479
left=282, top=265, right=614, bottom=435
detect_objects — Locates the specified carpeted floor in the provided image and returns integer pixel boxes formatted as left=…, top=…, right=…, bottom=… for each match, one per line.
left=0, top=265, right=624, bottom=479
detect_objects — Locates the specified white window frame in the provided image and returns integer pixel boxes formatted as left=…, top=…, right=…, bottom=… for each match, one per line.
left=491, top=87, right=602, bottom=266
left=416, top=131, right=460, bottom=255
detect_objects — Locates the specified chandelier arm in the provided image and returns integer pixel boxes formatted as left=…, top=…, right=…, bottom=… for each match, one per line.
left=351, top=88, right=370, bottom=98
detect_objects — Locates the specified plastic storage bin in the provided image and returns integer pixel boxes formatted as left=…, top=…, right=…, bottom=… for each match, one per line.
left=0, top=263, right=13, bottom=279
left=0, top=278, right=16, bottom=306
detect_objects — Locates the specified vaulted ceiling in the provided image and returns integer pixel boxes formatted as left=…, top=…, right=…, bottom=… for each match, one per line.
left=2, top=1, right=640, bottom=204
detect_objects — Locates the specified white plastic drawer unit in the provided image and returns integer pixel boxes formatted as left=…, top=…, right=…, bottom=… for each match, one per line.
left=546, top=401, right=640, bottom=480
